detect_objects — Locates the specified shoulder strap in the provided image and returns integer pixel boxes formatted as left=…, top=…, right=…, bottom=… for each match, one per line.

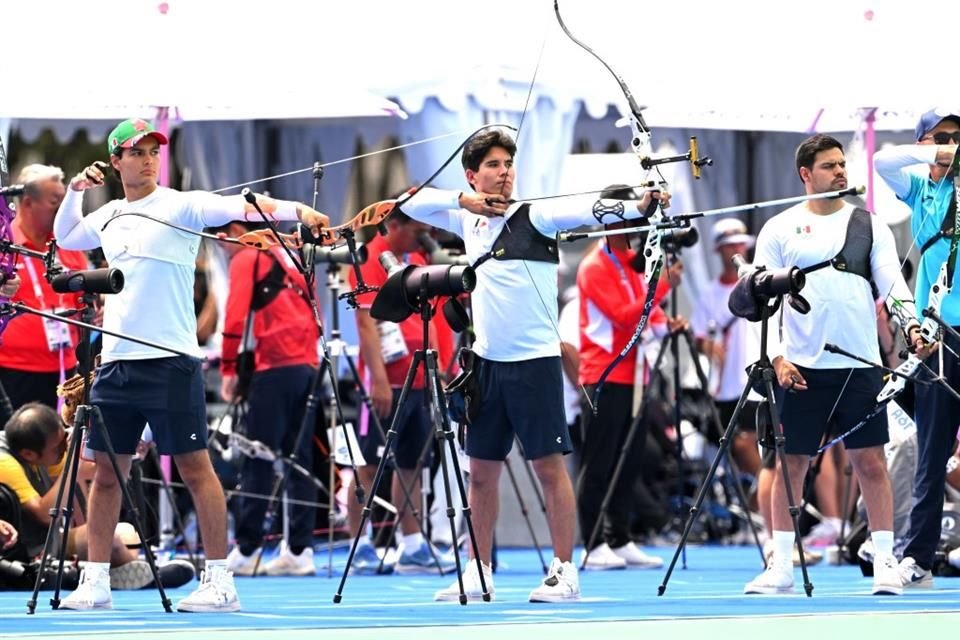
left=802, top=207, right=873, bottom=281
left=471, top=204, right=558, bottom=269
left=919, top=192, right=956, bottom=257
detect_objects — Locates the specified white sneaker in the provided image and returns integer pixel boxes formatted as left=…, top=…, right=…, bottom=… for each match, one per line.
left=61, top=566, right=113, bottom=610
left=898, top=557, right=934, bottom=589
left=176, top=565, right=241, bottom=613
left=225, top=547, right=262, bottom=577
left=529, top=558, right=581, bottom=603
left=580, top=543, right=627, bottom=570
left=611, top=542, right=664, bottom=569
left=263, top=543, right=316, bottom=576
left=434, top=560, right=494, bottom=602
left=744, top=562, right=794, bottom=594
left=872, top=554, right=902, bottom=595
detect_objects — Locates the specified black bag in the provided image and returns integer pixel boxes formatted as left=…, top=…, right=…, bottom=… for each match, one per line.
left=444, top=348, right=482, bottom=425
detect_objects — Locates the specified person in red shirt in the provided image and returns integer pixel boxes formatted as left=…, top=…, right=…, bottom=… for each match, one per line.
left=218, top=221, right=320, bottom=577
left=345, top=211, right=455, bottom=574
left=0, top=165, right=88, bottom=416
left=576, top=185, right=683, bottom=571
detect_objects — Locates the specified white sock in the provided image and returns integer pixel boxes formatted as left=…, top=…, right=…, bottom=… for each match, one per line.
left=872, top=530, right=894, bottom=557
left=402, top=532, right=424, bottom=551
left=205, top=559, right=227, bottom=570
left=773, top=530, right=795, bottom=567
left=88, top=561, right=111, bottom=579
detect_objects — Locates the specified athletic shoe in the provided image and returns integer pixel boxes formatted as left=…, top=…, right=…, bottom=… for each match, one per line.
left=176, top=565, right=241, bottom=613
left=60, top=566, right=113, bottom=610
left=872, top=554, right=903, bottom=595
left=434, top=559, right=494, bottom=602
left=744, top=562, right=794, bottom=594
left=529, top=558, right=581, bottom=603
left=350, top=541, right=395, bottom=575
left=396, top=541, right=457, bottom=574
left=580, top=543, right=627, bottom=570
left=802, top=521, right=840, bottom=547
left=225, top=547, right=262, bottom=577
left=262, top=543, right=316, bottom=576
left=611, top=542, right=664, bottom=569
left=898, top=557, right=934, bottom=589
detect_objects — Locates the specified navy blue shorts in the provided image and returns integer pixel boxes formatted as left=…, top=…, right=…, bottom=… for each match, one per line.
left=359, top=389, right=432, bottom=469
left=780, top=365, right=888, bottom=456
left=467, top=355, right=570, bottom=461
left=88, top=355, right=207, bottom=456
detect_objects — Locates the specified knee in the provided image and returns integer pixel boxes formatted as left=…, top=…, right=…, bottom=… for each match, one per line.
left=176, top=454, right=215, bottom=489
left=92, top=464, right=125, bottom=491
left=532, top=455, right=569, bottom=489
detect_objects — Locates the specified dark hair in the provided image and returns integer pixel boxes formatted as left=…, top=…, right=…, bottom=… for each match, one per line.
left=460, top=129, right=517, bottom=173
left=795, top=134, right=844, bottom=181
left=4, top=403, right=62, bottom=455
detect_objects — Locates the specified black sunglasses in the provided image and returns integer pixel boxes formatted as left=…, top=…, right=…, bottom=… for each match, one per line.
left=931, top=131, right=960, bottom=144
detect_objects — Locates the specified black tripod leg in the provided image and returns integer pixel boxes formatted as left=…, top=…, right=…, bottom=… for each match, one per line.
left=762, top=376, right=814, bottom=597
left=334, top=353, right=422, bottom=603
left=502, top=455, right=548, bottom=574
left=342, top=351, right=437, bottom=570
left=425, top=350, right=490, bottom=604
left=26, top=410, right=87, bottom=613
left=658, top=372, right=757, bottom=596
left=89, top=406, right=173, bottom=611
left=679, top=329, right=765, bottom=563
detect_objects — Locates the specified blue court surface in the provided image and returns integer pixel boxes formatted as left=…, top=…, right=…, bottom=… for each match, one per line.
left=3, top=546, right=957, bottom=640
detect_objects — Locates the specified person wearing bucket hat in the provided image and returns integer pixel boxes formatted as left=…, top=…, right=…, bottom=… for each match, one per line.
left=875, top=109, right=960, bottom=589
left=51, top=118, right=329, bottom=613
left=744, top=134, right=917, bottom=597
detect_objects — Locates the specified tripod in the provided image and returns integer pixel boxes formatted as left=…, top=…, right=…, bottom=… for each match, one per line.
left=658, top=295, right=814, bottom=597
left=323, top=258, right=439, bottom=575
left=14, top=294, right=192, bottom=613
left=334, top=286, right=488, bottom=604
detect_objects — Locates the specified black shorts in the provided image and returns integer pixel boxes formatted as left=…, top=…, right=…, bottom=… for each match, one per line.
left=780, top=365, right=887, bottom=456
left=359, top=388, right=432, bottom=470
left=88, top=356, right=207, bottom=456
left=467, top=355, right=570, bottom=461
left=716, top=399, right=760, bottom=434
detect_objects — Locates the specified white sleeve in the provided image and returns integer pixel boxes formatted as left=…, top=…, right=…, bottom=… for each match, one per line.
left=871, top=218, right=918, bottom=321
left=182, top=192, right=249, bottom=228
left=528, top=195, right=649, bottom=235
left=53, top=189, right=103, bottom=250
left=874, top=144, right=937, bottom=199
left=397, top=188, right=464, bottom=236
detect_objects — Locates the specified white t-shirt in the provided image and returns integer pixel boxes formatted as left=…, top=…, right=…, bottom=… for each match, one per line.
left=401, top=189, right=651, bottom=362
left=690, top=277, right=760, bottom=401
left=753, top=202, right=914, bottom=369
left=55, top=187, right=249, bottom=362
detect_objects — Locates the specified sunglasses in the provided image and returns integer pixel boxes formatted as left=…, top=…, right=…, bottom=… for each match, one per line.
left=930, top=131, right=960, bottom=144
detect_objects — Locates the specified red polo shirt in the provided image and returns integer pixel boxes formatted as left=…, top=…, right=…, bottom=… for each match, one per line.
left=0, top=221, right=88, bottom=372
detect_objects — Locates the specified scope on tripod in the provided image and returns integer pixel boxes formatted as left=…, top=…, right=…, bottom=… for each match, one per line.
left=370, top=251, right=476, bottom=323
left=302, top=241, right=368, bottom=266
left=49, top=268, right=124, bottom=295
left=729, top=254, right=807, bottom=321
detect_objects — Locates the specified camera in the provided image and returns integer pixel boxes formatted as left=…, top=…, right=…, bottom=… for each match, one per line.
left=370, top=251, right=476, bottom=323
